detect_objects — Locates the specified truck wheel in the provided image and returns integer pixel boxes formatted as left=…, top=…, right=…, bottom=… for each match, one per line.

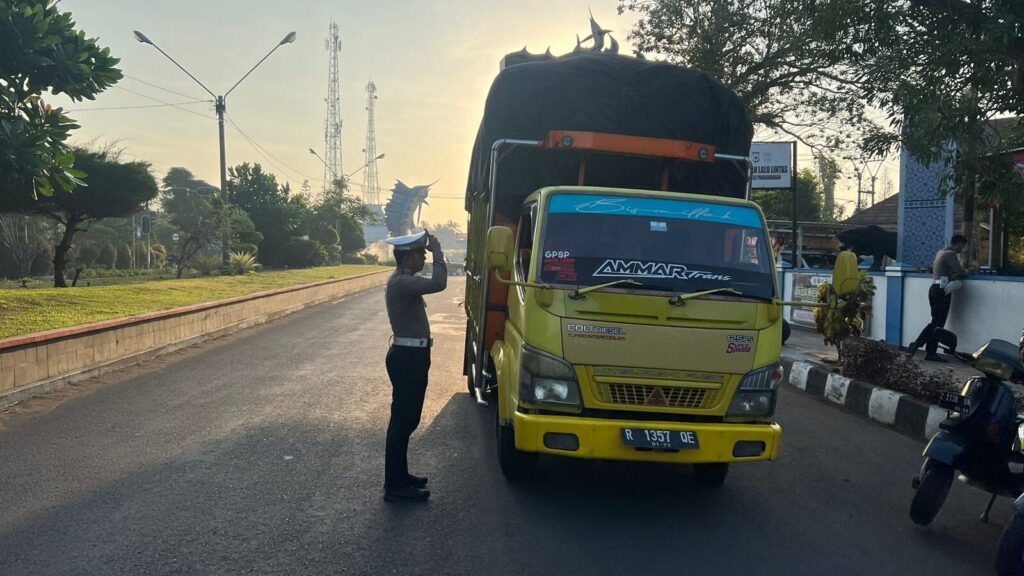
left=996, top=512, right=1024, bottom=576
left=496, top=412, right=537, bottom=481
left=910, top=459, right=954, bottom=526
left=693, top=463, right=729, bottom=487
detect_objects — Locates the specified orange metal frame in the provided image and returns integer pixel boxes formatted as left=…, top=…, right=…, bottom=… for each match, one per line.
left=543, top=130, right=716, bottom=164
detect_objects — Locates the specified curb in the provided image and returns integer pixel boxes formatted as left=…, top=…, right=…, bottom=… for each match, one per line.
left=0, top=273, right=388, bottom=408
left=781, top=355, right=946, bottom=442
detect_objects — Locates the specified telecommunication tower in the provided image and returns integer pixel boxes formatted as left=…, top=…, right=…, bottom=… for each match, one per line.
left=362, top=80, right=381, bottom=205
left=323, top=21, right=343, bottom=191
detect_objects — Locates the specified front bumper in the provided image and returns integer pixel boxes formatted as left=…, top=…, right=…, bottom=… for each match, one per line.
left=513, top=411, right=782, bottom=463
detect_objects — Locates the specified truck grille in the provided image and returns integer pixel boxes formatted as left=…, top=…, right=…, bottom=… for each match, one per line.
left=601, top=383, right=717, bottom=409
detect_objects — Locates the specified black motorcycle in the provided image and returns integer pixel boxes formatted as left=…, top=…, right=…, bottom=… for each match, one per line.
left=910, top=339, right=1024, bottom=527
left=994, top=329, right=1024, bottom=576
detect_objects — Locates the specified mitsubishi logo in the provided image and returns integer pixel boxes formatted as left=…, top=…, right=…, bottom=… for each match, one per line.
left=646, top=387, right=667, bottom=406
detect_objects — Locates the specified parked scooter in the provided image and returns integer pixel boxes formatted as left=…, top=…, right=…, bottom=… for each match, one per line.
left=910, top=339, right=1024, bottom=527
left=994, top=329, right=1024, bottom=576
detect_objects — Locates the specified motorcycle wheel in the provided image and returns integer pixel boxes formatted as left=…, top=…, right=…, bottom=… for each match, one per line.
left=996, top=513, right=1024, bottom=576
left=910, top=459, right=954, bottom=526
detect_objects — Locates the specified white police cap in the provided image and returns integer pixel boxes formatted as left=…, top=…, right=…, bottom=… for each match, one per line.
left=384, top=230, right=428, bottom=252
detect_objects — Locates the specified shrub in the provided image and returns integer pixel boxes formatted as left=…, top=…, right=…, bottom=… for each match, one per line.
left=97, top=244, right=116, bottom=269
left=838, top=337, right=956, bottom=405
left=150, top=244, right=167, bottom=267
left=228, top=251, right=259, bottom=275
left=283, top=238, right=327, bottom=268
left=115, top=243, right=133, bottom=270
left=30, top=245, right=53, bottom=276
left=813, top=271, right=876, bottom=360
left=77, top=245, right=100, bottom=267
left=341, top=253, right=367, bottom=265
left=194, top=256, right=223, bottom=276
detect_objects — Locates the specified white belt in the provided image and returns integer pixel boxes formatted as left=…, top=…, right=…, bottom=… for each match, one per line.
left=393, top=336, right=433, bottom=348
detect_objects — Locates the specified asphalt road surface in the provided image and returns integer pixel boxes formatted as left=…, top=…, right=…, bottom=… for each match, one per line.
left=0, top=283, right=1006, bottom=575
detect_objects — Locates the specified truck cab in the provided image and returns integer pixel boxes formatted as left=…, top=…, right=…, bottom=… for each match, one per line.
left=478, top=184, right=783, bottom=485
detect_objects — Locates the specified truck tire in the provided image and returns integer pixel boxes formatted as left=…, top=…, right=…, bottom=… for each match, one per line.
left=997, top=512, right=1024, bottom=576
left=693, top=463, right=729, bottom=487
left=910, top=459, right=954, bottom=526
left=496, top=409, right=537, bottom=481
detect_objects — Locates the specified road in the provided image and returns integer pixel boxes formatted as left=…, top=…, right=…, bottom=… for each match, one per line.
left=0, top=283, right=1006, bottom=575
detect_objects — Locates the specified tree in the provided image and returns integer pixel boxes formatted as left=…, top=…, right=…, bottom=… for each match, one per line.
left=752, top=169, right=826, bottom=222
left=850, top=1, right=1024, bottom=265
left=0, top=214, right=47, bottom=278
left=228, top=163, right=295, bottom=267
left=160, top=167, right=261, bottom=278
left=0, top=146, right=157, bottom=286
left=316, top=178, right=371, bottom=257
left=1, top=1, right=122, bottom=201
left=619, top=0, right=872, bottom=151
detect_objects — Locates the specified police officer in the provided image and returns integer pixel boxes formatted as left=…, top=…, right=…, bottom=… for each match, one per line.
left=382, top=230, right=447, bottom=502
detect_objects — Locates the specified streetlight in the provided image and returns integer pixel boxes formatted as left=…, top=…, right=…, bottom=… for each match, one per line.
left=134, top=29, right=296, bottom=257
left=347, top=153, right=385, bottom=178
left=309, top=148, right=384, bottom=187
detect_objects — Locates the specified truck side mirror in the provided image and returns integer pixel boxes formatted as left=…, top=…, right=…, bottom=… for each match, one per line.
left=832, top=250, right=859, bottom=297
left=486, top=226, right=514, bottom=275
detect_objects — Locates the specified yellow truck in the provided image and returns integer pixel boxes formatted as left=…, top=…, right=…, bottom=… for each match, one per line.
left=463, top=52, right=799, bottom=486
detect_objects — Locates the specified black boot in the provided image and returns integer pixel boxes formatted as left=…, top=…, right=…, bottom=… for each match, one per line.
left=404, top=473, right=428, bottom=488
left=383, top=485, right=430, bottom=502
left=907, top=340, right=921, bottom=359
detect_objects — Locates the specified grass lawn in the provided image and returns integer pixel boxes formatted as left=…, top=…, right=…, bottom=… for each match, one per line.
left=0, top=265, right=389, bottom=340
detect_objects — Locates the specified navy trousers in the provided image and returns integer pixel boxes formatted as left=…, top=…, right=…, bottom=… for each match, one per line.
left=384, top=345, right=430, bottom=488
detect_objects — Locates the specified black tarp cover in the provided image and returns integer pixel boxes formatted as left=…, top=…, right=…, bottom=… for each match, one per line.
left=466, top=52, right=753, bottom=215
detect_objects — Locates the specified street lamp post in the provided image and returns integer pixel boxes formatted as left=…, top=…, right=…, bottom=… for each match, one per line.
left=134, top=29, right=296, bottom=258
left=309, top=148, right=384, bottom=189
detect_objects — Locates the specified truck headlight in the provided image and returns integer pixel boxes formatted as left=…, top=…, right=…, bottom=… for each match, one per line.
left=727, top=364, right=783, bottom=417
left=519, top=346, right=581, bottom=408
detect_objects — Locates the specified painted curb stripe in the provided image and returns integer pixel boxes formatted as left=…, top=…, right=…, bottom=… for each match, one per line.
left=825, top=373, right=851, bottom=405
left=925, top=406, right=948, bottom=439
left=868, top=388, right=903, bottom=426
left=789, top=362, right=810, bottom=391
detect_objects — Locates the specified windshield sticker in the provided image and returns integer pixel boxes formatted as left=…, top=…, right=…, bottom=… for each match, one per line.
left=650, top=221, right=667, bottom=232
left=549, top=195, right=762, bottom=228
left=593, top=259, right=733, bottom=282
left=543, top=256, right=578, bottom=283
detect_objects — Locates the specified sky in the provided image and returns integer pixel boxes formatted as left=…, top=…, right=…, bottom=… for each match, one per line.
left=52, top=0, right=883, bottom=226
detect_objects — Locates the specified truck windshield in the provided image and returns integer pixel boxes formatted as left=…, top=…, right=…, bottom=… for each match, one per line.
left=539, top=194, right=775, bottom=299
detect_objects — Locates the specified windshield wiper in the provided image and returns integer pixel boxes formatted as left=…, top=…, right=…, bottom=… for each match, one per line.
left=668, top=287, right=746, bottom=306
left=569, top=279, right=644, bottom=300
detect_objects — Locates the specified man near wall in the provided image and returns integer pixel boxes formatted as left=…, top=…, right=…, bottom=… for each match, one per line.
left=907, top=234, right=969, bottom=362
left=382, top=230, right=447, bottom=502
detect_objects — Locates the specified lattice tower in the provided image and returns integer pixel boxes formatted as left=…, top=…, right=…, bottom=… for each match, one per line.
left=323, top=21, right=343, bottom=192
left=362, top=80, right=381, bottom=205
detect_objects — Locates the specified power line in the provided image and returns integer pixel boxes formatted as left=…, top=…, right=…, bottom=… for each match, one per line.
left=112, top=85, right=215, bottom=119
left=123, top=74, right=206, bottom=101
left=66, top=100, right=211, bottom=112
left=224, top=114, right=319, bottom=183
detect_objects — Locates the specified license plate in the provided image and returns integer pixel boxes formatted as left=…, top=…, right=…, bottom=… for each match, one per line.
left=938, top=391, right=971, bottom=414
left=622, top=428, right=700, bottom=450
